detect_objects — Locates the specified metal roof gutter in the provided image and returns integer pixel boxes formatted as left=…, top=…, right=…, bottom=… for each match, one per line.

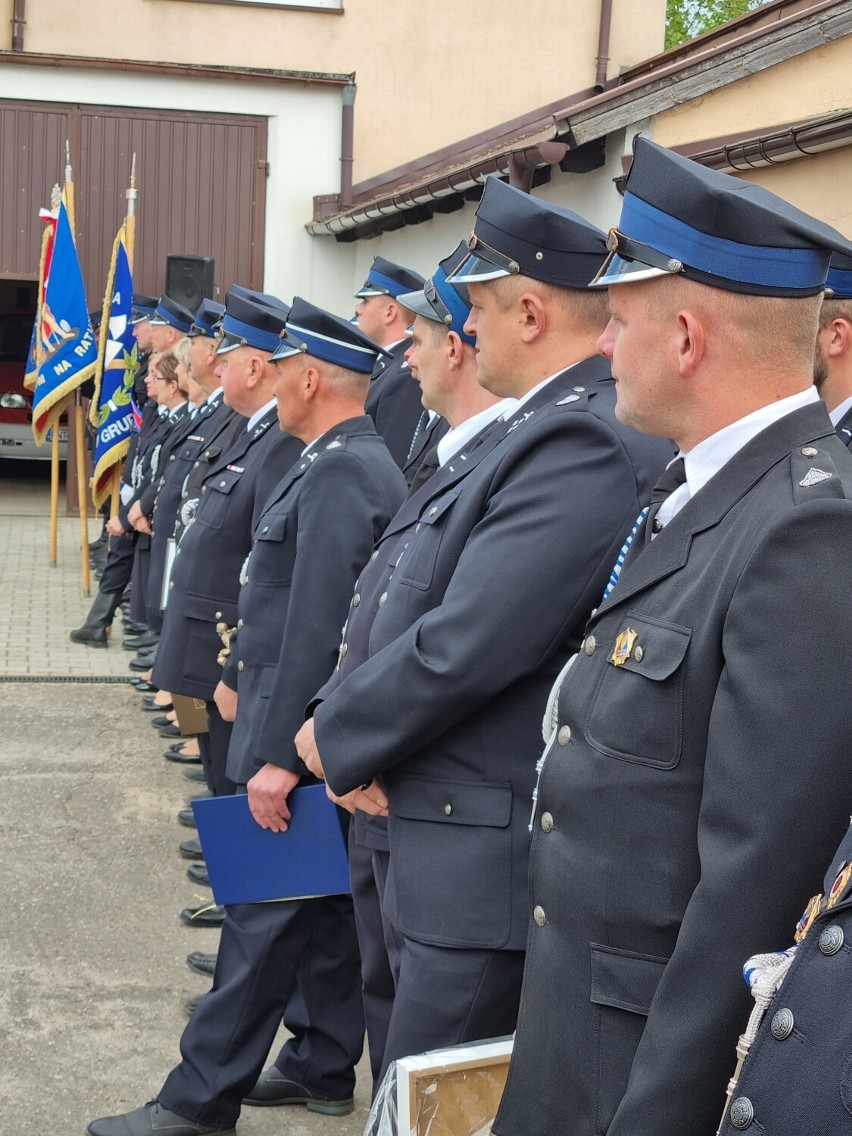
left=0, top=50, right=353, bottom=87
left=307, top=0, right=852, bottom=237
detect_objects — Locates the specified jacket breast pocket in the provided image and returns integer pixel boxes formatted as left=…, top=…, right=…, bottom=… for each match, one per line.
left=390, top=775, right=513, bottom=948
left=251, top=513, right=292, bottom=587
left=396, top=488, right=462, bottom=592
left=197, top=468, right=242, bottom=532
left=585, top=613, right=690, bottom=769
left=590, top=943, right=669, bottom=1136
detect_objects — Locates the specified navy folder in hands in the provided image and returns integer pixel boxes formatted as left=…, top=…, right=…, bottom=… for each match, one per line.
left=191, top=784, right=351, bottom=906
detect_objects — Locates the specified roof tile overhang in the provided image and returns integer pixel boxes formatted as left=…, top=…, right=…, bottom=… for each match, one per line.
left=309, top=0, right=852, bottom=239
left=0, top=50, right=353, bottom=87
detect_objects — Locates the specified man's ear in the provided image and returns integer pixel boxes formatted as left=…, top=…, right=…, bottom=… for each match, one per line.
left=828, top=318, right=852, bottom=358
left=518, top=292, right=547, bottom=345
left=675, top=308, right=705, bottom=377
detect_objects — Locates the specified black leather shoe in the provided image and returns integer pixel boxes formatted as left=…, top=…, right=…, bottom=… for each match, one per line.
left=122, top=631, right=159, bottom=651
left=187, top=863, right=210, bottom=886
left=151, top=715, right=175, bottom=728
left=159, top=723, right=183, bottom=738
left=129, top=656, right=154, bottom=672
left=165, top=747, right=200, bottom=763
left=183, top=768, right=208, bottom=783
left=86, top=1100, right=234, bottom=1136
left=180, top=903, right=225, bottom=928
left=122, top=620, right=148, bottom=635
left=186, top=950, right=217, bottom=977
left=243, top=1069, right=354, bottom=1115
left=178, top=808, right=197, bottom=829
left=182, top=992, right=206, bottom=1017
left=179, top=837, right=204, bottom=860
left=130, top=679, right=158, bottom=692
left=141, top=697, right=173, bottom=712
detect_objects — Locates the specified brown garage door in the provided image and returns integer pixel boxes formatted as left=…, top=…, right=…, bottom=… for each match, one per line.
left=0, top=99, right=267, bottom=301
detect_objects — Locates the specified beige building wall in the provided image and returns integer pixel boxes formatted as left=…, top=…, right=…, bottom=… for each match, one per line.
left=650, top=35, right=852, bottom=237
left=16, top=0, right=667, bottom=183
left=652, top=37, right=850, bottom=148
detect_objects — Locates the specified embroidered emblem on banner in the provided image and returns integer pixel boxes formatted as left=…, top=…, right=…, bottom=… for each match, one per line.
left=799, top=467, right=832, bottom=487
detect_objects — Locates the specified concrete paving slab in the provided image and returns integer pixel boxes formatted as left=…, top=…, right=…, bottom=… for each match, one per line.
left=0, top=682, right=371, bottom=1136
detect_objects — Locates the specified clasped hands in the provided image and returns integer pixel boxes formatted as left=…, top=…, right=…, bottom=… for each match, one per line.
left=294, top=718, right=388, bottom=818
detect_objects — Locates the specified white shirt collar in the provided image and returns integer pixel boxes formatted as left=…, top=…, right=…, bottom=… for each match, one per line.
left=437, top=400, right=517, bottom=467
left=658, top=387, right=820, bottom=528
left=157, top=404, right=168, bottom=417
left=246, top=398, right=277, bottom=433
left=830, top=394, right=852, bottom=426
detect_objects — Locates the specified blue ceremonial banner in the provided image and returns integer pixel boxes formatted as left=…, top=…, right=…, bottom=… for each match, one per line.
left=31, top=194, right=97, bottom=444
left=89, top=227, right=138, bottom=510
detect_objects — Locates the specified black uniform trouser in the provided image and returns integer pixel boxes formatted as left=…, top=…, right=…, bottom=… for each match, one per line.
left=348, top=821, right=403, bottom=1095
left=198, top=701, right=237, bottom=797
left=378, top=937, right=525, bottom=1086
left=98, top=531, right=136, bottom=595
left=158, top=891, right=365, bottom=1128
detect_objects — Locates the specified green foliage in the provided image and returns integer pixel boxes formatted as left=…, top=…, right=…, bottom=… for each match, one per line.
left=665, top=0, right=767, bottom=50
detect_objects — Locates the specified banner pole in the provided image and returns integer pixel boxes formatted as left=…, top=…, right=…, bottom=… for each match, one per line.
left=49, top=422, right=60, bottom=566
left=76, top=390, right=91, bottom=594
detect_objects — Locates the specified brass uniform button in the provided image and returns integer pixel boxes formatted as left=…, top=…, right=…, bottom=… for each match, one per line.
left=352, top=594, right=361, bottom=607
left=801, top=446, right=819, bottom=457
left=584, top=636, right=596, bottom=656
left=237, top=661, right=244, bottom=672
left=540, top=812, right=554, bottom=833
left=533, top=905, right=546, bottom=927
left=634, top=645, right=644, bottom=662
left=444, top=804, right=452, bottom=816
left=557, top=726, right=571, bottom=746
left=378, top=592, right=387, bottom=607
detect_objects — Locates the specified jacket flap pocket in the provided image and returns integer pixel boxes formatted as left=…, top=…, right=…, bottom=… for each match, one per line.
left=255, top=513, right=287, bottom=542
left=183, top=593, right=239, bottom=625
left=419, top=487, right=462, bottom=526
left=208, top=469, right=242, bottom=495
left=395, top=776, right=512, bottom=828
left=590, top=943, right=668, bottom=1015
left=606, top=614, right=691, bottom=681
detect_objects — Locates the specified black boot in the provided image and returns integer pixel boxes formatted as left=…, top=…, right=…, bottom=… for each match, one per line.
left=69, top=591, right=123, bottom=648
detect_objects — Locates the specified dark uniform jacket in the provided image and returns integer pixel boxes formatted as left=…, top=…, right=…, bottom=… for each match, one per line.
left=312, top=356, right=672, bottom=953
left=834, top=402, right=852, bottom=448
left=716, top=821, right=852, bottom=1136
left=364, top=339, right=423, bottom=470
left=152, top=409, right=302, bottom=701
left=222, top=416, right=406, bottom=787
left=401, top=413, right=449, bottom=487
left=495, top=400, right=852, bottom=1136
left=146, top=398, right=242, bottom=611
left=174, top=400, right=246, bottom=540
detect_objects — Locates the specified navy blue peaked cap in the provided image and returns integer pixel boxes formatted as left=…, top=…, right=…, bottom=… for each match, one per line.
left=227, top=284, right=289, bottom=312
left=188, top=299, right=225, bottom=338
left=355, top=257, right=426, bottom=300
left=448, top=177, right=608, bottom=288
left=592, top=136, right=852, bottom=296
left=130, top=292, right=158, bottom=325
left=272, top=296, right=389, bottom=374
left=398, top=241, right=476, bottom=346
left=149, top=294, right=194, bottom=333
left=215, top=290, right=289, bottom=356
left=826, top=252, right=852, bottom=300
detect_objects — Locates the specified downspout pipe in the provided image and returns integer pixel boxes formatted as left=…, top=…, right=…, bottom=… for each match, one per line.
left=11, top=0, right=26, bottom=51
left=508, top=141, right=570, bottom=193
left=340, top=81, right=356, bottom=210
left=595, top=0, right=613, bottom=91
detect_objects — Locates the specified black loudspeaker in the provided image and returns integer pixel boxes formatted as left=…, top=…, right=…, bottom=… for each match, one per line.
left=165, top=254, right=215, bottom=314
